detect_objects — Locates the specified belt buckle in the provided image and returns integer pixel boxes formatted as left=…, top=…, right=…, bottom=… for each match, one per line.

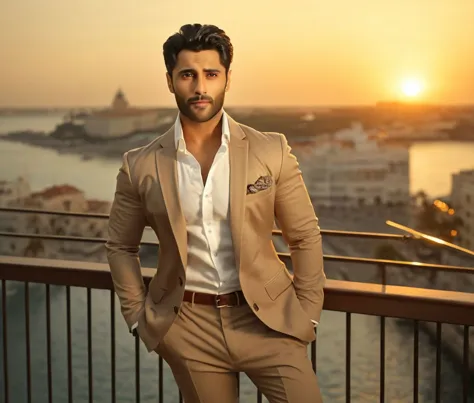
left=215, top=295, right=232, bottom=308
left=215, top=292, right=240, bottom=308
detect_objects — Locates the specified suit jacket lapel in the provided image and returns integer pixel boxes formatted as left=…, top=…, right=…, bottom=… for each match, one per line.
left=228, top=117, right=248, bottom=271
left=155, top=126, right=188, bottom=269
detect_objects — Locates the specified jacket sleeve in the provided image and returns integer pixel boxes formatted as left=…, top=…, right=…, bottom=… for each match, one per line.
left=105, top=152, right=148, bottom=329
left=274, top=134, right=326, bottom=323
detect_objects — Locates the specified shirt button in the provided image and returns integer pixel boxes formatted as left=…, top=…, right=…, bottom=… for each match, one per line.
left=253, top=303, right=259, bottom=311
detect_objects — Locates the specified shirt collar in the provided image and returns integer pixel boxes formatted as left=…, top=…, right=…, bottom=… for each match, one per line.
left=174, top=109, right=230, bottom=153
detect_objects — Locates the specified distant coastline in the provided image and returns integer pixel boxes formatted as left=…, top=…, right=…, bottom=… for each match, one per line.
left=1, top=125, right=474, bottom=162
left=2, top=102, right=474, bottom=160
left=0, top=129, right=163, bottom=160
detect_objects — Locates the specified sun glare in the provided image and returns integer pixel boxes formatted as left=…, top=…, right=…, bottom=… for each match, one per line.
left=401, top=78, right=423, bottom=97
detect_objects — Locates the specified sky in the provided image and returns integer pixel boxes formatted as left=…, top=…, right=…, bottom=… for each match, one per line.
left=1, top=0, right=474, bottom=107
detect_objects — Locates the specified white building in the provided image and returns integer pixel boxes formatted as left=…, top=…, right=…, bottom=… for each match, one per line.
left=0, top=181, right=111, bottom=260
left=84, top=89, right=161, bottom=138
left=450, top=170, right=474, bottom=250
left=291, top=123, right=410, bottom=208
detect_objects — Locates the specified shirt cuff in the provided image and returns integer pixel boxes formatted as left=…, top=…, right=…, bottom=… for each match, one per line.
left=311, top=320, right=319, bottom=328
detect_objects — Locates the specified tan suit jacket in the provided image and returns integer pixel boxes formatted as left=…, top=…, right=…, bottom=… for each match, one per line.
left=105, top=115, right=326, bottom=352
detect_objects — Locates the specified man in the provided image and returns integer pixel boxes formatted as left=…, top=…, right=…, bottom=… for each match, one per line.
left=106, top=23, right=326, bottom=403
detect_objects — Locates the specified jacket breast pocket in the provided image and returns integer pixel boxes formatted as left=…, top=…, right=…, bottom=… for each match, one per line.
left=264, top=268, right=293, bottom=301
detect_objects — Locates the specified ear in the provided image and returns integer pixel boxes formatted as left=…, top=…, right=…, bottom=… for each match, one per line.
left=225, top=69, right=232, bottom=92
left=166, top=72, right=174, bottom=94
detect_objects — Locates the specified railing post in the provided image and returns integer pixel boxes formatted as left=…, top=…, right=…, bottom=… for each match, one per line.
left=2, top=279, right=9, bottom=403
left=462, top=325, right=470, bottom=403
left=379, top=263, right=386, bottom=403
left=135, top=334, right=140, bottom=403
left=413, top=320, right=419, bottom=403
left=46, top=284, right=53, bottom=403
left=110, top=290, right=116, bottom=403
left=24, top=282, right=31, bottom=403
left=66, top=285, right=73, bottom=403
left=435, top=323, right=442, bottom=403
left=346, top=313, right=351, bottom=403
left=380, top=315, right=385, bottom=403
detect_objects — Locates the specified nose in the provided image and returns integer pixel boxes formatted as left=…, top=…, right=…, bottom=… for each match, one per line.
left=194, top=75, right=207, bottom=95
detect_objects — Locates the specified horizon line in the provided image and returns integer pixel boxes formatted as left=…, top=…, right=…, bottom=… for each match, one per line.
left=1, top=101, right=474, bottom=110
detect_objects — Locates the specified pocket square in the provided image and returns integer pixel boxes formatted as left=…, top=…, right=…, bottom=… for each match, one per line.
left=247, top=175, right=273, bottom=194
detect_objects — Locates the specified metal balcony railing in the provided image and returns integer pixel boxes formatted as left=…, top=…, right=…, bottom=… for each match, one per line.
left=0, top=257, right=473, bottom=403
left=0, top=206, right=473, bottom=402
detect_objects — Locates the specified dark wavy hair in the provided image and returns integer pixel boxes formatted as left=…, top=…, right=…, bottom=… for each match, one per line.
left=163, top=24, right=233, bottom=75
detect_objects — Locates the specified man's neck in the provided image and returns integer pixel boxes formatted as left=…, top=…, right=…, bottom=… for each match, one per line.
left=180, top=110, right=224, bottom=146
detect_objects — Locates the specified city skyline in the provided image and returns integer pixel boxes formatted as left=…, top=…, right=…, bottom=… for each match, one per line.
left=2, top=0, right=474, bottom=107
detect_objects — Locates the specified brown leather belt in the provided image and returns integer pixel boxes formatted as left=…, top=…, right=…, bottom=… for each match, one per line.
left=183, top=290, right=246, bottom=308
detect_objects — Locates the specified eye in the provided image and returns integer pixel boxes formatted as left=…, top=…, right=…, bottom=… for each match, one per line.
left=181, top=72, right=194, bottom=79
left=207, top=72, right=218, bottom=78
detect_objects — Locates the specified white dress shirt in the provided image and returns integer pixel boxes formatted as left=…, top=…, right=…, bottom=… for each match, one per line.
left=174, top=110, right=241, bottom=294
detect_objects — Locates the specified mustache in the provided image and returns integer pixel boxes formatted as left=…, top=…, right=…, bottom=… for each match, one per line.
left=188, top=95, right=213, bottom=103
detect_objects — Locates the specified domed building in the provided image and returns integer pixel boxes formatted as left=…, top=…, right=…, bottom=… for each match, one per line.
left=84, top=88, right=161, bottom=138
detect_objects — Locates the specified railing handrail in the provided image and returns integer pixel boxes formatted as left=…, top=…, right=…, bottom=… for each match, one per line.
left=0, top=206, right=411, bottom=241
left=0, top=206, right=111, bottom=220
left=1, top=255, right=473, bottom=326
left=0, top=230, right=472, bottom=273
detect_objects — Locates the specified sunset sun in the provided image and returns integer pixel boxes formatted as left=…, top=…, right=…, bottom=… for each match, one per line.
left=401, top=78, right=423, bottom=98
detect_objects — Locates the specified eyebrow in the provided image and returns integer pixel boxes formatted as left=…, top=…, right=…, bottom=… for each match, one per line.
left=178, top=68, right=222, bottom=75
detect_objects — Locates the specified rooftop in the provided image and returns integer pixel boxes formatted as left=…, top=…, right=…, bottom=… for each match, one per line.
left=30, top=184, right=83, bottom=200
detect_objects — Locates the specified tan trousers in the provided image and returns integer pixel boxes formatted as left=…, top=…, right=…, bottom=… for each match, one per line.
left=155, top=301, right=322, bottom=403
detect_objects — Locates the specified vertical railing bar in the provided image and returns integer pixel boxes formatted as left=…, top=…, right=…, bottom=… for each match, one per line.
left=110, top=290, right=116, bottom=403
left=158, top=356, right=163, bottom=403
left=46, top=284, right=53, bottom=403
left=462, top=325, right=469, bottom=403
left=135, top=334, right=140, bottom=403
left=380, top=263, right=386, bottom=403
left=87, top=288, right=93, bottom=403
left=257, top=390, right=263, bottom=403
left=2, top=279, right=9, bottom=403
left=413, top=320, right=419, bottom=403
left=25, top=282, right=32, bottom=403
left=346, top=312, right=351, bottom=403
left=236, top=372, right=240, bottom=398
left=179, top=390, right=183, bottom=403
left=311, top=337, right=317, bottom=374
left=435, top=323, right=441, bottom=403
left=67, top=285, right=73, bottom=403
left=380, top=316, right=385, bottom=403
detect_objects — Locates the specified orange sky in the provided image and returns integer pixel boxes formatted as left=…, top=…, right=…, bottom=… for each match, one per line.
left=1, top=0, right=474, bottom=107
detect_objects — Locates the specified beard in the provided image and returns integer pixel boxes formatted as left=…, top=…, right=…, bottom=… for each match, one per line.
left=174, top=86, right=226, bottom=123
